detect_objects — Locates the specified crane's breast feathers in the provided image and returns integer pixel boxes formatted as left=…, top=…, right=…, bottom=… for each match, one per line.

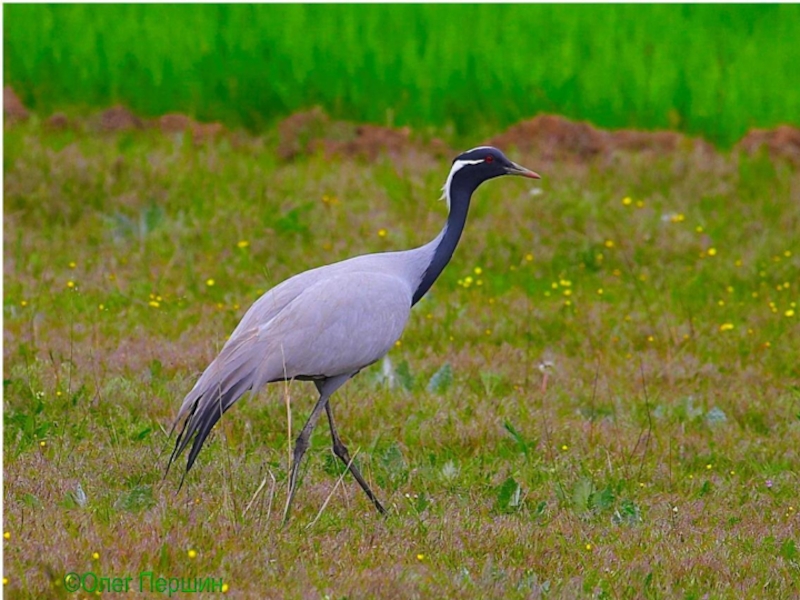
left=231, top=271, right=413, bottom=383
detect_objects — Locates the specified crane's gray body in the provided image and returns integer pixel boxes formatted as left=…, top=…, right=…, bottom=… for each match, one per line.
left=169, top=146, right=539, bottom=519
left=176, top=232, right=441, bottom=422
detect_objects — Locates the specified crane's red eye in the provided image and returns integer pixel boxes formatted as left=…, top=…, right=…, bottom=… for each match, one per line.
left=485, top=155, right=494, bottom=163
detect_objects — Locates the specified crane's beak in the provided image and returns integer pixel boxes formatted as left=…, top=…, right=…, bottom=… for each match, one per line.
left=505, top=161, right=541, bottom=179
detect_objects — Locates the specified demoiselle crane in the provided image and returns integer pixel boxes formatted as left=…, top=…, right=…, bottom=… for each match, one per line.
left=168, top=146, right=540, bottom=521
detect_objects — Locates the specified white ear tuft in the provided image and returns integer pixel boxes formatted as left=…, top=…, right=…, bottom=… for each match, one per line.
left=440, top=158, right=485, bottom=210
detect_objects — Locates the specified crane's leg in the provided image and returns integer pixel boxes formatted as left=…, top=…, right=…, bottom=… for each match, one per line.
left=282, top=374, right=349, bottom=524
left=325, top=401, right=386, bottom=515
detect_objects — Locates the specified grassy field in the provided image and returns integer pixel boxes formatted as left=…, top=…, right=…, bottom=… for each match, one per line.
left=3, top=119, right=800, bottom=599
left=5, top=4, right=800, bottom=147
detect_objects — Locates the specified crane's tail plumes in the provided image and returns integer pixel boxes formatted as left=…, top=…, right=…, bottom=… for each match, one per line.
left=167, top=337, right=266, bottom=482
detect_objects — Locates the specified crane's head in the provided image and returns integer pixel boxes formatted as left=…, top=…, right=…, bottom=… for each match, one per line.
left=441, top=146, right=540, bottom=208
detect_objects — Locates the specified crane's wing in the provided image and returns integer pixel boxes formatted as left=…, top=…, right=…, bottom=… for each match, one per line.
left=168, top=270, right=413, bottom=476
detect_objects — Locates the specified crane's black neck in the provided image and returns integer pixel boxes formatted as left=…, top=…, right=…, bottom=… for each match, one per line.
left=411, top=172, right=480, bottom=306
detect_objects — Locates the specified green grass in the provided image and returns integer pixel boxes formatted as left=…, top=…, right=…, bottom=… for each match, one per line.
left=5, top=4, right=800, bottom=147
left=3, top=121, right=800, bottom=598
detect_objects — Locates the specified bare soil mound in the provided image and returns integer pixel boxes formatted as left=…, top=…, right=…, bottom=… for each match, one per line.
left=4, top=86, right=30, bottom=122
left=96, top=105, right=145, bottom=132
left=277, top=106, right=447, bottom=161
left=158, top=112, right=195, bottom=133
left=158, top=112, right=226, bottom=143
left=315, top=123, right=414, bottom=159
left=487, top=114, right=715, bottom=162
left=488, top=114, right=607, bottom=160
left=45, top=112, right=71, bottom=130
left=276, top=106, right=332, bottom=160
left=737, top=125, right=800, bottom=165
